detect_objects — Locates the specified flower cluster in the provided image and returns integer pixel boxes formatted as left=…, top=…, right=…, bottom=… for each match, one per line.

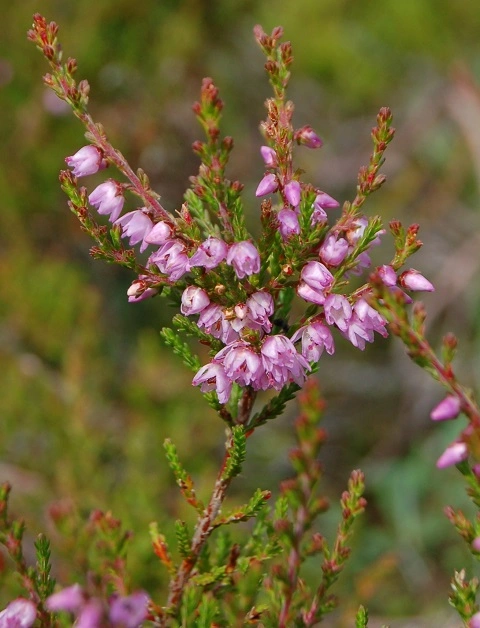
left=62, top=27, right=435, bottom=411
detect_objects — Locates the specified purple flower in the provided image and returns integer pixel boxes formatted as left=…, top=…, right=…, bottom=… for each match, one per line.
left=144, top=221, right=173, bottom=245
left=127, top=278, right=158, bottom=303
left=436, top=441, right=468, bottom=469
left=255, top=173, right=278, bottom=197
left=188, top=237, right=228, bottom=270
left=88, top=180, right=125, bottom=223
left=342, top=316, right=374, bottom=350
left=0, top=599, right=36, bottom=628
left=291, top=322, right=335, bottom=362
left=260, top=146, right=277, bottom=167
left=192, top=362, right=232, bottom=404
left=278, top=209, right=300, bottom=240
left=324, top=294, right=352, bottom=332
left=181, top=286, right=210, bottom=315
left=430, top=395, right=461, bottom=421
left=399, top=269, right=434, bottom=292
left=354, top=299, right=388, bottom=337
left=77, top=599, right=104, bottom=628
left=115, top=209, right=154, bottom=253
left=197, top=304, right=238, bottom=344
left=65, top=145, right=106, bottom=177
left=218, top=341, right=264, bottom=388
left=149, top=240, right=189, bottom=281
left=109, top=592, right=149, bottom=628
left=378, top=264, right=397, bottom=287
left=226, top=241, right=260, bottom=279
left=246, top=291, right=274, bottom=332
left=297, top=261, right=334, bottom=305
left=260, top=335, right=310, bottom=390
left=284, top=181, right=301, bottom=208
left=295, top=125, right=323, bottom=148
left=46, top=584, right=84, bottom=613
left=314, top=192, right=339, bottom=210
left=320, top=234, right=349, bottom=266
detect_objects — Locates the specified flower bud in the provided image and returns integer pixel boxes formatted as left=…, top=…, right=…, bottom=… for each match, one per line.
left=260, top=146, right=277, bottom=167
left=65, top=145, right=107, bottom=177
left=295, top=125, right=323, bottom=148
left=430, top=395, right=461, bottom=421
left=399, top=269, right=434, bottom=292
left=284, top=180, right=301, bottom=207
left=255, top=173, right=278, bottom=197
left=436, top=441, right=468, bottom=468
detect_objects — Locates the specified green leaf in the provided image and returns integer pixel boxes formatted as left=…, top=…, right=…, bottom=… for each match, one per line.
left=223, top=426, right=247, bottom=480
left=160, top=327, right=201, bottom=372
left=174, top=520, right=192, bottom=559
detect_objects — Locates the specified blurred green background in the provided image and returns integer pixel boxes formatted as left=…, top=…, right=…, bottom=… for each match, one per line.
left=2, top=0, right=480, bottom=624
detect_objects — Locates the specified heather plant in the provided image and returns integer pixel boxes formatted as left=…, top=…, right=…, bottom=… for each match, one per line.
left=2, top=12, right=480, bottom=627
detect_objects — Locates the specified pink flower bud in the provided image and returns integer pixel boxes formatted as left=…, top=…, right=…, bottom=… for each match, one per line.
left=115, top=209, right=154, bottom=252
left=284, top=180, right=301, bottom=207
left=295, top=125, right=323, bottom=148
left=144, top=221, right=173, bottom=245
left=314, top=192, right=339, bottom=210
left=46, top=584, right=85, bottom=612
left=109, top=592, right=149, bottom=628
left=277, top=208, right=300, bottom=240
left=399, top=269, right=434, bottom=292
left=255, top=173, right=278, bottom=197
left=0, top=599, right=37, bottom=627
left=188, top=237, right=228, bottom=270
left=436, top=441, right=468, bottom=469
left=471, top=611, right=480, bottom=628
left=88, top=180, right=125, bottom=223
left=260, top=146, right=277, bottom=167
left=65, top=145, right=106, bottom=177
left=319, top=234, right=349, bottom=266
left=378, top=264, right=397, bottom=287
left=226, top=241, right=260, bottom=279
left=430, top=395, right=461, bottom=421
left=472, top=537, right=480, bottom=552
left=181, top=286, right=210, bottom=315
left=297, top=261, right=334, bottom=305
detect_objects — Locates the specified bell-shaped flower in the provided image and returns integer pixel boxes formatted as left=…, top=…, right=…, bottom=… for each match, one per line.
left=192, top=361, right=232, bottom=404
left=260, top=335, right=310, bottom=390
left=149, top=240, right=189, bottom=281
left=291, top=322, right=335, bottom=362
left=399, top=269, right=434, bottom=292
left=0, top=599, right=37, bottom=628
left=89, top=180, right=125, bottom=223
left=284, top=180, right=301, bottom=208
left=115, top=209, right=154, bottom=252
left=246, top=291, right=274, bottom=333
left=295, top=125, right=323, bottom=148
left=65, top=145, right=107, bottom=177
left=109, top=592, right=149, bottom=628
left=226, top=241, right=260, bottom=279
left=430, top=395, right=461, bottom=421
left=255, top=173, right=278, bottom=197
left=188, top=237, right=228, bottom=270
left=436, top=441, right=468, bottom=468
left=217, top=341, right=264, bottom=388
left=278, top=208, right=300, bottom=240
left=324, top=294, right=352, bottom=332
left=354, top=299, right=388, bottom=337
left=181, top=286, right=210, bottom=315
left=46, top=584, right=85, bottom=613
left=320, top=234, right=349, bottom=266
left=197, top=304, right=238, bottom=344
left=314, top=192, right=339, bottom=210
left=144, top=221, right=173, bottom=245
left=297, top=261, right=334, bottom=305
left=378, top=264, right=397, bottom=287
left=260, top=146, right=277, bottom=167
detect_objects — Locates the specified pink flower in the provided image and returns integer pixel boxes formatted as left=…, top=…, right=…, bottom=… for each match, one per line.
left=260, top=146, right=277, bottom=167
left=378, top=264, right=397, bottom=287
left=192, top=362, right=232, bottom=404
left=430, top=395, right=461, bottom=421
left=399, top=269, right=434, bottom=292
left=324, top=294, right=352, bottom=332
left=226, top=241, right=260, bottom=279
left=88, top=180, right=125, bottom=223
left=471, top=612, right=480, bottom=628
left=109, top=592, right=149, bottom=628
left=65, top=145, right=106, bottom=177
left=46, top=584, right=84, bottom=612
left=256, top=173, right=278, bottom=197
left=149, top=240, right=189, bottom=281
left=115, top=209, right=154, bottom=252
left=76, top=599, right=104, bottom=628
left=278, top=208, right=300, bottom=240
left=291, top=322, right=335, bottom=362
left=284, top=181, right=301, bottom=207
left=354, top=299, right=388, bottom=337
left=295, top=125, right=323, bottom=148
left=472, top=537, right=480, bottom=552
left=181, top=286, right=210, bottom=315
left=343, top=316, right=374, bottom=350
left=127, top=278, right=158, bottom=303
left=0, top=599, right=36, bottom=627
left=188, top=237, right=228, bottom=270
left=320, top=234, right=349, bottom=266
left=144, top=221, right=173, bottom=245
left=260, top=335, right=310, bottom=390
left=297, top=261, right=334, bottom=305
left=436, top=441, right=468, bottom=468
left=218, top=342, right=263, bottom=388
left=246, top=291, right=274, bottom=332
left=314, top=192, right=339, bottom=209
left=197, top=304, right=238, bottom=344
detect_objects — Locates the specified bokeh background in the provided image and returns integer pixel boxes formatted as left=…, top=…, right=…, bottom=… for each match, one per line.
left=2, top=1, right=480, bottom=625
